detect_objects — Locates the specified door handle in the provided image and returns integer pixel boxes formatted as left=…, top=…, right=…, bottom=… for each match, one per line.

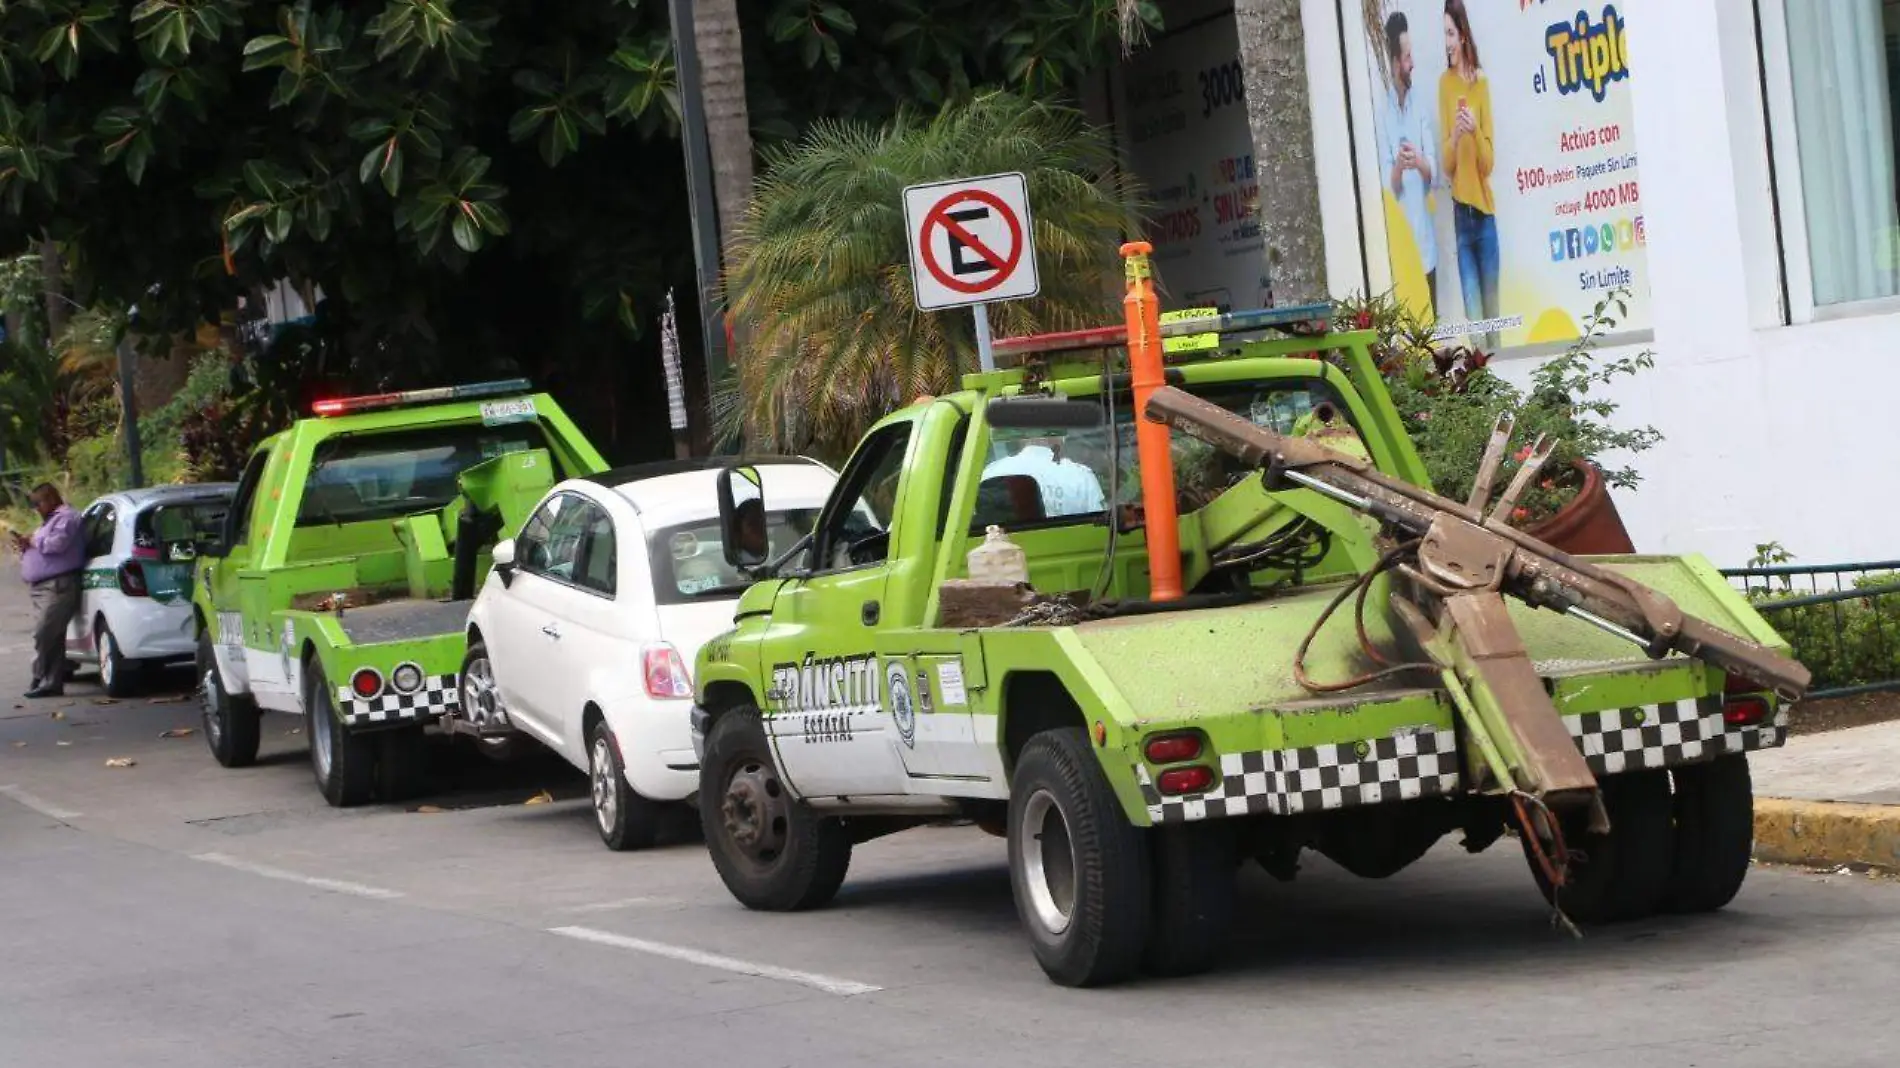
left=541, top=623, right=562, bottom=640
left=861, top=601, right=880, bottom=626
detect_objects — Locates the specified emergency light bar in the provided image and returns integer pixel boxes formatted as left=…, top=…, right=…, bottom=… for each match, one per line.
left=310, top=378, right=533, bottom=417
left=989, top=302, right=1334, bottom=360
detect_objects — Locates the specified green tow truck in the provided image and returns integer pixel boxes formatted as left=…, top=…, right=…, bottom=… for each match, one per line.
left=690, top=266, right=1807, bottom=986
left=190, top=380, right=605, bottom=805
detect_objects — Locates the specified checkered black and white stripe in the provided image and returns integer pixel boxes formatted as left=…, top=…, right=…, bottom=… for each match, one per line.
left=1564, top=698, right=1787, bottom=774
left=337, top=674, right=459, bottom=727
left=1137, top=726, right=1462, bottom=824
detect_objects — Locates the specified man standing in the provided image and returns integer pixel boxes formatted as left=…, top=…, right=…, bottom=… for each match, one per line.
left=9, top=484, right=84, bottom=698
left=1380, top=11, right=1439, bottom=316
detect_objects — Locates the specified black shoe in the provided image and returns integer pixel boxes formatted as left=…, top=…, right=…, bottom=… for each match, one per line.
left=23, top=685, right=64, bottom=699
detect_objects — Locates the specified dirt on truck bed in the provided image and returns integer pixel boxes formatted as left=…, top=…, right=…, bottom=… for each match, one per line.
left=333, top=598, right=475, bottom=644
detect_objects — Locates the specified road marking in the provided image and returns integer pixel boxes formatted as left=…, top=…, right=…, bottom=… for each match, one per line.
left=548, top=925, right=882, bottom=997
left=0, top=784, right=81, bottom=821
left=192, top=852, right=405, bottom=900
left=565, top=896, right=680, bottom=913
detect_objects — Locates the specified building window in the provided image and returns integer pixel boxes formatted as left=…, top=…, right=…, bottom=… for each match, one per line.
left=1782, top=1, right=1900, bottom=306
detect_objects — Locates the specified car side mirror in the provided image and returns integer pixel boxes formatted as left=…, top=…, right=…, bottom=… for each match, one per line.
left=716, top=465, right=768, bottom=569
left=492, top=537, right=517, bottom=588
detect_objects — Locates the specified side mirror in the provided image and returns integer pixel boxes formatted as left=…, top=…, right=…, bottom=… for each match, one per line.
left=716, top=465, right=768, bottom=569
left=492, top=537, right=517, bottom=588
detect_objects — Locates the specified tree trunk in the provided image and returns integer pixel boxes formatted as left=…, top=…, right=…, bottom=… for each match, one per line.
left=1233, top=0, right=1329, bottom=305
left=694, top=0, right=754, bottom=292
left=39, top=238, right=68, bottom=348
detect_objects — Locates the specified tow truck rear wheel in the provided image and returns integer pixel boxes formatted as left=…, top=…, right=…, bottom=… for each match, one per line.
left=1525, top=768, right=1673, bottom=923
left=198, top=627, right=259, bottom=768
left=699, top=706, right=851, bottom=910
left=1143, top=821, right=1237, bottom=978
left=1008, top=728, right=1151, bottom=988
left=1666, top=755, right=1754, bottom=913
left=305, top=661, right=376, bottom=808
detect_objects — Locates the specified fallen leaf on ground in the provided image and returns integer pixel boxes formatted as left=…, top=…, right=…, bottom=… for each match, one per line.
left=55, top=741, right=71, bottom=747
left=11, top=741, right=25, bottom=748
left=50, top=710, right=64, bottom=721
left=159, top=727, right=196, bottom=739
left=523, top=790, right=554, bottom=805
left=416, top=804, right=445, bottom=814
left=287, top=727, right=302, bottom=735
left=91, top=698, right=119, bottom=706
left=104, top=757, right=136, bottom=768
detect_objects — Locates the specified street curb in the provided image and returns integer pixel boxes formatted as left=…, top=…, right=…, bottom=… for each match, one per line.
left=1754, top=797, right=1900, bottom=875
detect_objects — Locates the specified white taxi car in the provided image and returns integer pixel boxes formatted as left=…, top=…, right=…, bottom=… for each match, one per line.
left=465, top=457, right=837, bottom=850
left=65, top=484, right=236, bottom=696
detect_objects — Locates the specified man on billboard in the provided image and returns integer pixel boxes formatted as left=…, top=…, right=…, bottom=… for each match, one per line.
left=1379, top=10, right=1439, bottom=319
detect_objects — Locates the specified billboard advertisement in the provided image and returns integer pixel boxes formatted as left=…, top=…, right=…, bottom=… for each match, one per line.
left=1360, top=0, right=1649, bottom=346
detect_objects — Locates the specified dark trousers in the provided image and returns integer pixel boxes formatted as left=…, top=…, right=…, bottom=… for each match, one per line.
left=30, top=573, right=80, bottom=690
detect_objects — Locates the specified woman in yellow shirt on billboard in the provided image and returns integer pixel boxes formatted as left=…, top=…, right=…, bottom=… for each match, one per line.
left=1439, top=0, right=1497, bottom=329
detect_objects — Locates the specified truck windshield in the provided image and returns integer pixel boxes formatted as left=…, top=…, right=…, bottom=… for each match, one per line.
left=977, top=378, right=1349, bottom=531
left=648, top=509, right=822, bottom=604
left=297, top=423, right=553, bottom=526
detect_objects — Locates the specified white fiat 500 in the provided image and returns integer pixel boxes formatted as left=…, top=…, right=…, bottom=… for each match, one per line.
left=65, top=484, right=236, bottom=696
left=465, top=457, right=837, bottom=850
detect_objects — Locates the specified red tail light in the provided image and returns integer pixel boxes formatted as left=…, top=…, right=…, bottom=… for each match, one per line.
left=643, top=643, right=693, bottom=700
left=1723, top=695, right=1770, bottom=727
left=118, top=560, right=149, bottom=597
left=1157, top=766, right=1215, bottom=795
left=350, top=668, right=384, bottom=699
left=1144, top=733, right=1203, bottom=764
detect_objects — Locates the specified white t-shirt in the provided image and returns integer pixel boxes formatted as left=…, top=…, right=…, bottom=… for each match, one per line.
left=983, top=445, right=1106, bottom=518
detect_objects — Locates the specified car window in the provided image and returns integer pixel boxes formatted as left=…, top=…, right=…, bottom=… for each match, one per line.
left=83, top=504, right=117, bottom=558
left=649, top=508, right=822, bottom=605
left=135, top=500, right=230, bottom=562
left=575, top=503, right=616, bottom=597
left=297, top=423, right=554, bottom=527
left=813, top=423, right=913, bottom=572
left=517, top=493, right=586, bottom=581
left=975, top=379, right=1352, bottom=531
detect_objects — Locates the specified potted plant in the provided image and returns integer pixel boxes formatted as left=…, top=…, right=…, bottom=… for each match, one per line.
left=1335, top=288, right=1660, bottom=555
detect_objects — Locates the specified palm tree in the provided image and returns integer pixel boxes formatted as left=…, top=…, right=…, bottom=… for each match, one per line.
left=724, top=92, right=1139, bottom=459
left=1234, top=0, right=1327, bottom=304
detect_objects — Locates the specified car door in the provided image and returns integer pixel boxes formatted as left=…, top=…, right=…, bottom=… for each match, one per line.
left=552, top=497, right=629, bottom=757
left=69, top=500, right=120, bottom=656
left=485, top=492, right=586, bottom=753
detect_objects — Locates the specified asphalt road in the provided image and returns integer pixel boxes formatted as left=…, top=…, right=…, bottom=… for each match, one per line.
left=3, top=564, right=1898, bottom=1067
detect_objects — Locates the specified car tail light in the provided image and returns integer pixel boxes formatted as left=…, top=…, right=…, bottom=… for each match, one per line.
left=643, top=643, right=693, bottom=700
left=1157, top=765, right=1215, bottom=795
left=1723, top=695, right=1770, bottom=727
left=1144, top=733, right=1203, bottom=764
left=118, top=560, right=149, bottom=597
left=350, top=668, right=384, bottom=699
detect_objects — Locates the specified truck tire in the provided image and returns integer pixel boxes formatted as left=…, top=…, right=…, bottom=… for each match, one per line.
left=97, top=622, right=141, bottom=698
left=1142, top=821, right=1237, bottom=978
left=305, top=661, right=376, bottom=808
left=1525, top=768, right=1673, bottom=924
left=699, top=705, right=851, bottom=910
left=199, top=628, right=260, bottom=768
left=1666, top=755, right=1754, bottom=913
left=1008, top=728, right=1151, bottom=988
left=591, top=719, right=661, bottom=852
left=376, top=727, right=432, bottom=803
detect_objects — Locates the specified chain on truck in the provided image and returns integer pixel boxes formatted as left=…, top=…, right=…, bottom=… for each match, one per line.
left=191, top=380, right=607, bottom=806
left=688, top=241, right=1809, bottom=988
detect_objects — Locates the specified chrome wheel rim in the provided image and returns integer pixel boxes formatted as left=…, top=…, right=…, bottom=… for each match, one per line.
left=201, top=667, right=223, bottom=747
left=460, top=656, right=502, bottom=727
left=99, top=633, right=115, bottom=687
left=720, top=757, right=789, bottom=869
left=592, top=736, right=618, bottom=834
left=1021, top=789, right=1077, bottom=936
left=311, top=694, right=334, bottom=780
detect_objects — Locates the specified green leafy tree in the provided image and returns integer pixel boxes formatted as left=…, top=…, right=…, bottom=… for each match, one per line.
left=726, top=91, right=1138, bottom=458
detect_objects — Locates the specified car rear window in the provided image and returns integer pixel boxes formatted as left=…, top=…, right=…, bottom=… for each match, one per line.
left=133, top=499, right=231, bottom=560
left=297, top=423, right=553, bottom=526
left=647, top=509, right=821, bottom=605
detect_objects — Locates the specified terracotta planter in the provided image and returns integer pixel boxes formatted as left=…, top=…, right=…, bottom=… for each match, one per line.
left=1525, top=461, right=1636, bottom=555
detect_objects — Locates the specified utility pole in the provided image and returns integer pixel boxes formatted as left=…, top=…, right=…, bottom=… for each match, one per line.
left=667, top=0, right=731, bottom=426
left=118, top=311, right=144, bottom=489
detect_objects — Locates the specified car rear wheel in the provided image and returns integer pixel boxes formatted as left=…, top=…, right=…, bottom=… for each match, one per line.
left=199, top=627, right=259, bottom=768
left=306, top=660, right=375, bottom=808
left=591, top=720, right=661, bottom=851
left=97, top=622, right=141, bottom=698
left=699, top=705, right=851, bottom=910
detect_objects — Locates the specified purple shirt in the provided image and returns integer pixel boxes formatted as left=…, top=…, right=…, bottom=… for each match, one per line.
left=21, top=504, right=84, bottom=584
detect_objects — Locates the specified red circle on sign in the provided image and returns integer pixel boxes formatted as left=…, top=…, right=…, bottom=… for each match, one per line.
left=920, top=189, right=1024, bottom=296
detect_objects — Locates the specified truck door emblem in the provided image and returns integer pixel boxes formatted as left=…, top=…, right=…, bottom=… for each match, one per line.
left=887, top=661, right=916, bottom=749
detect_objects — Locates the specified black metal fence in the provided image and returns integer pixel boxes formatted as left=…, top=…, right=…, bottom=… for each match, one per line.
left=1721, top=560, right=1900, bottom=700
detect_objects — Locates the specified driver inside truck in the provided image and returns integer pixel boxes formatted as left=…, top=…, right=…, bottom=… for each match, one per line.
left=982, top=435, right=1106, bottom=519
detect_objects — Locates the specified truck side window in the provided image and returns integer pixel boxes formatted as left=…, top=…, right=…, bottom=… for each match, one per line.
left=230, top=451, right=271, bottom=547
left=813, top=422, right=913, bottom=572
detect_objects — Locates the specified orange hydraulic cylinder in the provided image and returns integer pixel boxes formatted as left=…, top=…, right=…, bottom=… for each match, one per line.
left=1120, top=241, right=1183, bottom=602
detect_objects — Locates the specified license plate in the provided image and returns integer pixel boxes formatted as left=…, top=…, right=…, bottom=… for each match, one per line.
left=480, top=398, right=537, bottom=425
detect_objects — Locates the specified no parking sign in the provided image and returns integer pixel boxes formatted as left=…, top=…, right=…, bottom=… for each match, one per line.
left=902, top=173, right=1040, bottom=312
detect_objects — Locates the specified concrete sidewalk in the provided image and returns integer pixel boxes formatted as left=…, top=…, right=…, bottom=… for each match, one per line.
left=1751, top=716, right=1900, bottom=874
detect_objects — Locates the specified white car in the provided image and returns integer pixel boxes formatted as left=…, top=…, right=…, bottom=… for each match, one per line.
left=464, top=458, right=837, bottom=850
left=65, top=484, right=236, bottom=696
